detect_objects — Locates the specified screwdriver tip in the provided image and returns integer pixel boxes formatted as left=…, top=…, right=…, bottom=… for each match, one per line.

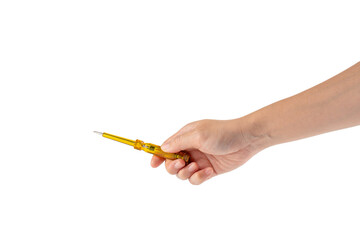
left=93, top=131, right=103, bottom=136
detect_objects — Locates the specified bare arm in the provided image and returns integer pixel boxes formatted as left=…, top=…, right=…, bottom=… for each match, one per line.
left=248, top=61, right=360, bottom=147
left=153, top=62, right=360, bottom=185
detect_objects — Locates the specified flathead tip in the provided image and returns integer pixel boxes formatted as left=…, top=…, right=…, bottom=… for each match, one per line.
left=93, top=131, right=103, bottom=136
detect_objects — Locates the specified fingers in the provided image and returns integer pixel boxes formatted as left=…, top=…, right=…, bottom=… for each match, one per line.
left=159, top=158, right=213, bottom=185
left=176, top=162, right=199, bottom=180
left=188, top=167, right=213, bottom=185
left=151, top=151, right=216, bottom=185
left=150, top=155, right=165, bottom=168
left=164, top=159, right=185, bottom=175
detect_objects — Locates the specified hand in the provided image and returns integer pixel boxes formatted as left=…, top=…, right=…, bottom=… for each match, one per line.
left=150, top=118, right=270, bottom=185
left=150, top=62, right=360, bottom=185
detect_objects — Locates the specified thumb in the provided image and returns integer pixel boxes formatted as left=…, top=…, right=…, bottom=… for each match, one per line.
left=161, top=131, right=199, bottom=153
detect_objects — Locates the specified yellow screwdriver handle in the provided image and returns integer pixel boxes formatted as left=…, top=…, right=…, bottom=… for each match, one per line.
left=134, top=139, right=190, bottom=164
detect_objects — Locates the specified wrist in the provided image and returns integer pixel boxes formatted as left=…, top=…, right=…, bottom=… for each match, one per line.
left=232, top=111, right=274, bottom=151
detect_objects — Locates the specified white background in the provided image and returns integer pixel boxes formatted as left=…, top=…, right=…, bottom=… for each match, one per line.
left=1, top=1, right=360, bottom=239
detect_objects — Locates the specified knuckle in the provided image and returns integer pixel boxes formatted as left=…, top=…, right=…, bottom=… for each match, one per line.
left=182, top=122, right=197, bottom=132
left=176, top=173, right=187, bottom=180
left=173, top=135, right=182, bottom=144
left=193, top=120, right=212, bottom=146
left=191, top=129, right=203, bottom=149
left=165, top=162, right=175, bottom=175
left=176, top=168, right=188, bottom=180
left=166, top=167, right=173, bottom=174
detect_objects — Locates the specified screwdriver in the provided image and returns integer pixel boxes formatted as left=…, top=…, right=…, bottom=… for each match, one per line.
left=94, top=131, right=190, bottom=164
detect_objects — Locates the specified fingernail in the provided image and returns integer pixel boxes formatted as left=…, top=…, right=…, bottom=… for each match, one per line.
left=188, top=163, right=196, bottom=172
left=174, top=161, right=183, bottom=169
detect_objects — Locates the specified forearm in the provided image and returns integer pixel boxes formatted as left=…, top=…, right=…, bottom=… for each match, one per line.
left=247, top=62, right=360, bottom=147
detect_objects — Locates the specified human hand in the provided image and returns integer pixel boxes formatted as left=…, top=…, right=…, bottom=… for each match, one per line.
left=151, top=118, right=270, bottom=185
left=152, top=62, right=360, bottom=185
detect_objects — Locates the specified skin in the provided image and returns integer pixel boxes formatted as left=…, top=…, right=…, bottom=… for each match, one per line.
left=151, top=62, right=360, bottom=185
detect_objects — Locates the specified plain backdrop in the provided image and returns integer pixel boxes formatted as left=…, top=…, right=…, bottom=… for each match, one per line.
left=0, top=1, right=359, bottom=239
